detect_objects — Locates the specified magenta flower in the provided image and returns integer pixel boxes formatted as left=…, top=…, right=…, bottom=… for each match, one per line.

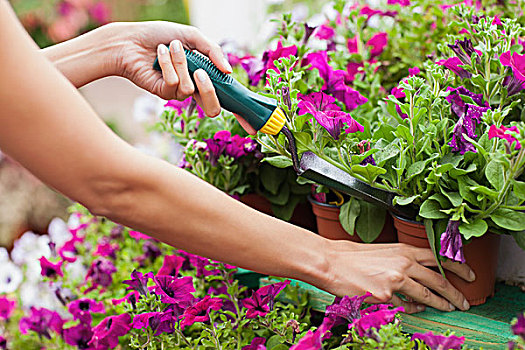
left=448, top=38, right=480, bottom=65
left=68, top=299, right=105, bottom=324
left=88, top=313, right=132, bottom=350
left=188, top=254, right=223, bottom=277
left=298, top=92, right=341, bottom=116
left=351, top=305, right=404, bottom=337
left=93, top=238, right=119, bottom=259
left=290, top=317, right=333, bottom=350
left=111, top=290, right=140, bottom=307
left=242, top=291, right=271, bottom=319
left=205, top=130, right=230, bottom=166
left=158, top=255, right=185, bottom=277
left=86, top=258, right=117, bottom=289
left=439, top=220, right=465, bottom=263
left=315, top=25, right=335, bottom=40
left=58, top=237, right=80, bottom=263
left=242, top=337, right=267, bottom=350
left=39, top=256, right=63, bottom=279
left=500, top=51, right=525, bottom=96
left=326, top=293, right=371, bottom=323
left=63, top=323, right=94, bottom=349
left=19, top=307, right=64, bottom=339
left=0, top=296, right=16, bottom=320
left=262, top=41, right=298, bottom=73
left=132, top=311, right=176, bottom=336
left=512, top=313, right=525, bottom=339
left=346, top=61, right=364, bottom=82
left=164, top=97, right=205, bottom=119
left=180, top=295, right=223, bottom=329
left=240, top=57, right=266, bottom=86
left=311, top=185, right=327, bottom=203
left=388, top=0, right=410, bottom=5
left=412, top=331, right=465, bottom=350
left=129, top=230, right=152, bottom=240
left=408, top=67, right=420, bottom=76
left=488, top=125, right=522, bottom=150
left=256, top=280, right=290, bottom=310
left=437, top=57, right=472, bottom=78
left=153, top=275, right=195, bottom=307
left=123, top=270, right=153, bottom=296
left=367, top=32, right=388, bottom=57
left=89, top=1, right=110, bottom=25
left=135, top=241, right=162, bottom=267
left=360, top=6, right=397, bottom=19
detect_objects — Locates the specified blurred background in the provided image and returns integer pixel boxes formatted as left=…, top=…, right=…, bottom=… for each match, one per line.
left=3, top=0, right=524, bottom=285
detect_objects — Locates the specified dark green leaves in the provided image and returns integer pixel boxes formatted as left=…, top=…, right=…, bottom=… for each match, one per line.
left=490, top=209, right=525, bottom=231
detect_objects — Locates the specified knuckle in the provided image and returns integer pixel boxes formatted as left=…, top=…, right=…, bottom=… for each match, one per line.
left=397, top=256, right=412, bottom=271
left=421, top=287, right=432, bottom=301
left=437, top=276, right=450, bottom=292
left=208, top=106, right=221, bottom=118
left=388, top=270, right=405, bottom=285
left=180, top=84, right=195, bottom=96
left=376, top=290, right=393, bottom=303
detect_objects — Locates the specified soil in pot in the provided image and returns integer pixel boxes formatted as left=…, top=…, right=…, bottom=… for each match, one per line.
left=309, top=197, right=396, bottom=243
left=393, top=215, right=500, bottom=306
left=240, top=193, right=317, bottom=232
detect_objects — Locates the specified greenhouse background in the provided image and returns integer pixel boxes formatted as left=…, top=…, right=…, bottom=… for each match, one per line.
left=1, top=0, right=525, bottom=349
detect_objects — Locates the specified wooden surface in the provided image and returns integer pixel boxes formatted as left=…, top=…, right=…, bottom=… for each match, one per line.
left=259, top=278, right=524, bottom=350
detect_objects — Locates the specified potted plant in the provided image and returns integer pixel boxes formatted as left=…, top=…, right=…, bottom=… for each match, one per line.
left=373, top=8, right=525, bottom=305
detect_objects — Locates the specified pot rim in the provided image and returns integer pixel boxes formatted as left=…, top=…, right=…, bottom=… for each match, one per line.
left=391, top=212, right=424, bottom=226
left=307, top=194, right=340, bottom=209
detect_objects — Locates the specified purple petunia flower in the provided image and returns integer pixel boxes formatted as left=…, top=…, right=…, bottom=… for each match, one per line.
left=326, top=293, right=371, bottom=324
left=180, top=295, right=223, bottom=330
left=255, top=280, right=290, bottom=310
left=488, top=125, right=522, bottom=150
left=19, top=307, right=64, bottom=339
left=63, top=323, right=94, bottom=349
left=135, top=241, right=162, bottom=266
left=0, top=296, right=16, bottom=320
left=351, top=305, right=404, bottom=337
left=86, top=258, right=117, bottom=289
left=290, top=317, right=333, bottom=350
left=123, top=270, right=153, bottom=296
left=164, top=97, right=205, bottom=119
left=242, top=291, right=271, bottom=319
left=158, top=255, right=185, bottom=277
left=93, top=238, right=119, bottom=259
left=240, top=57, right=266, bottom=86
left=439, top=220, right=465, bottom=263
left=512, top=313, right=525, bottom=339
left=111, top=290, right=140, bottom=307
left=88, top=313, right=132, bottom=350
left=315, top=24, right=335, bottom=40
left=448, top=38, right=480, bottom=65
left=39, top=256, right=63, bottom=279
left=500, top=51, right=525, bottom=96
left=0, top=336, right=6, bottom=350
left=262, top=41, right=298, bottom=74
left=408, top=67, right=420, bottom=76
left=388, top=0, right=410, bottom=5
left=437, top=57, right=472, bottom=78
left=153, top=275, right=195, bottom=307
left=366, top=32, right=388, bottom=57
left=129, top=230, right=152, bottom=240
left=68, top=299, right=105, bottom=325
left=242, top=337, right=267, bottom=350
left=205, top=130, right=230, bottom=166
left=412, top=331, right=465, bottom=350
left=132, top=311, right=176, bottom=336
left=303, top=23, right=317, bottom=44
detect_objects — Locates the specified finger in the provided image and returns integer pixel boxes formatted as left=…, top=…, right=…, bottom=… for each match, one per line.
left=157, top=44, right=179, bottom=87
left=412, top=247, right=475, bottom=282
left=389, top=294, right=426, bottom=314
left=234, top=114, right=257, bottom=135
left=399, top=278, right=457, bottom=312
left=410, top=264, right=469, bottom=311
left=184, top=27, right=232, bottom=73
left=169, top=40, right=195, bottom=99
left=193, top=69, right=221, bottom=117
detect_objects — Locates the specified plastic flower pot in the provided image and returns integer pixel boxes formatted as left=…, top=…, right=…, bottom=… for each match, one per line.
left=393, top=215, right=501, bottom=306
left=309, top=196, right=396, bottom=243
left=240, top=193, right=317, bottom=232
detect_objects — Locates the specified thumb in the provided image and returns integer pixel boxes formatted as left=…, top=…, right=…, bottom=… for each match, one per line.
left=234, top=114, right=257, bottom=135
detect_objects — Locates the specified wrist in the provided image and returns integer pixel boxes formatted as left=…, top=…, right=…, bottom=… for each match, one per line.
left=89, top=22, right=131, bottom=78
left=291, top=232, right=332, bottom=291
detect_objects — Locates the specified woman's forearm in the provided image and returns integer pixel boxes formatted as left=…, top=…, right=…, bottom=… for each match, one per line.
left=41, top=23, right=126, bottom=87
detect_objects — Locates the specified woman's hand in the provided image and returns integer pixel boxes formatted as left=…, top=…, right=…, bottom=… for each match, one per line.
left=318, top=240, right=475, bottom=313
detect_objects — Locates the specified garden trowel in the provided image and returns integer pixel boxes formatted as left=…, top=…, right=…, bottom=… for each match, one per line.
left=153, top=48, right=417, bottom=219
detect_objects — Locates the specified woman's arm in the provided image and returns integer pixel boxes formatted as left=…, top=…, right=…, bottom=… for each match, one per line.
left=0, top=1, right=473, bottom=313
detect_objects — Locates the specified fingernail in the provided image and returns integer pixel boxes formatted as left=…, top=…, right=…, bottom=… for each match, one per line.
left=196, top=69, right=207, bottom=82
left=469, top=270, right=476, bottom=281
left=158, top=44, right=168, bottom=55
left=449, top=303, right=456, bottom=311
left=463, top=299, right=470, bottom=310
left=417, top=305, right=425, bottom=312
left=171, top=40, right=181, bottom=52
left=222, top=57, right=233, bottom=72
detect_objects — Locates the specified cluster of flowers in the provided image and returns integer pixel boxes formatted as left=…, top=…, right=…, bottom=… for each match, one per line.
left=0, top=207, right=504, bottom=349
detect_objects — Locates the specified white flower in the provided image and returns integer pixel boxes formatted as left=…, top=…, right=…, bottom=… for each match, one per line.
left=65, top=257, right=87, bottom=283
left=18, top=281, right=62, bottom=311
left=0, top=261, right=23, bottom=293
left=48, top=218, right=72, bottom=247
left=0, top=248, right=9, bottom=263
left=133, top=93, right=164, bottom=123
left=11, top=231, right=50, bottom=266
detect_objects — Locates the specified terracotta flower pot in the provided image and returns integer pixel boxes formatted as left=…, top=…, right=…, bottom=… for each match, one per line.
left=393, top=215, right=500, bottom=306
left=309, top=197, right=396, bottom=243
left=240, top=193, right=317, bottom=232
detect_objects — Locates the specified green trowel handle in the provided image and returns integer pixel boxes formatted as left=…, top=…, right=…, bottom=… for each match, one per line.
left=153, top=45, right=277, bottom=131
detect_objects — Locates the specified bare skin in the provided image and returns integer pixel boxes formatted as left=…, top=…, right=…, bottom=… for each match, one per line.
left=0, top=1, right=473, bottom=313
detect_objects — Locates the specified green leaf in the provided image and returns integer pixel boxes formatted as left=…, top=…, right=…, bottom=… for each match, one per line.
left=260, top=165, right=286, bottom=195
left=470, top=185, right=500, bottom=199
left=355, top=202, right=386, bottom=243
left=428, top=193, right=450, bottom=208
left=351, top=163, right=386, bottom=184
left=442, top=191, right=463, bottom=207
left=491, top=209, right=525, bottom=231
left=449, top=163, right=477, bottom=178
left=294, top=132, right=314, bottom=154
left=485, top=160, right=505, bottom=191
left=393, top=195, right=420, bottom=206
left=419, top=199, right=448, bottom=219
left=266, top=335, right=283, bottom=349
left=373, top=141, right=400, bottom=166
left=339, top=198, right=361, bottom=236
left=265, top=182, right=290, bottom=206
left=263, top=155, right=293, bottom=169
left=424, top=219, right=446, bottom=278
left=394, top=124, right=413, bottom=144
left=511, top=231, right=525, bottom=250
left=459, top=219, right=488, bottom=240
left=271, top=195, right=300, bottom=221
left=513, top=180, right=525, bottom=201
